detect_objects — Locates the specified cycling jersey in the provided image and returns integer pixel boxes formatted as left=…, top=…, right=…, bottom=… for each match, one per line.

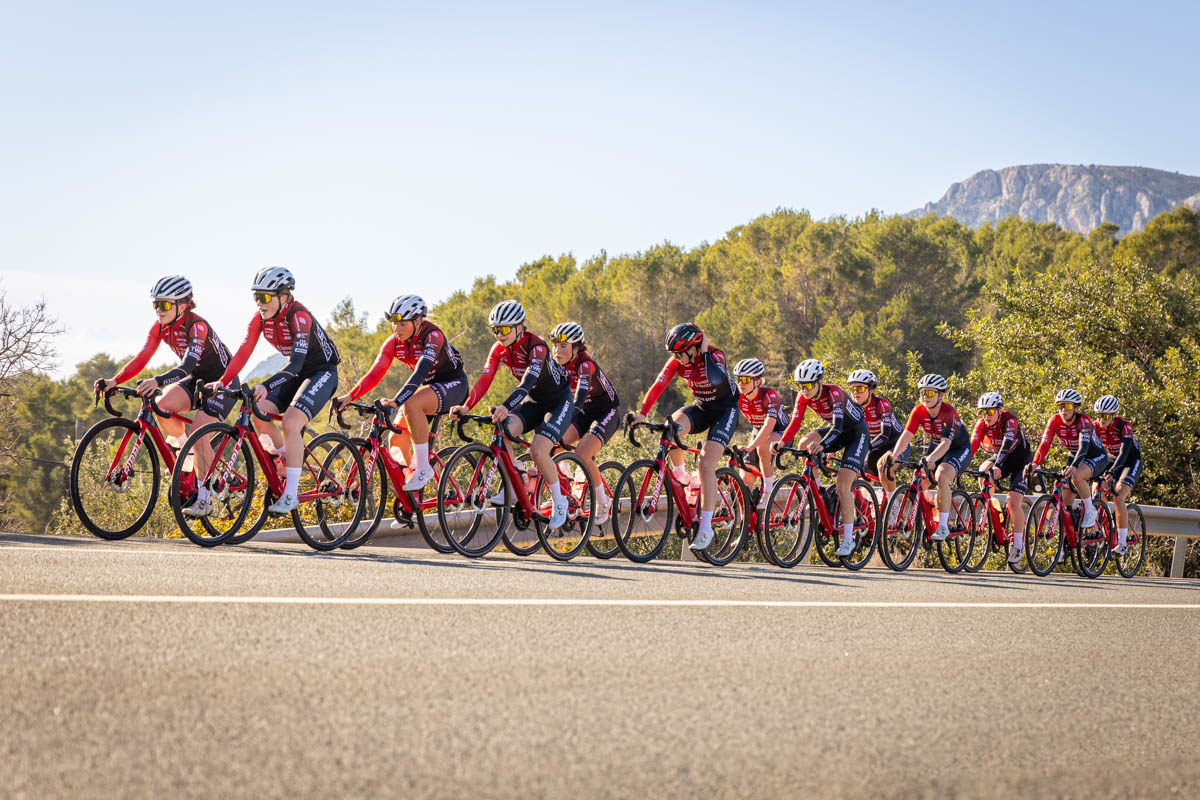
left=780, top=383, right=867, bottom=449
left=563, top=351, right=619, bottom=411
left=861, top=395, right=901, bottom=448
left=464, top=330, right=569, bottom=411
left=970, top=410, right=1029, bottom=466
left=1094, top=416, right=1142, bottom=473
left=347, top=320, right=465, bottom=406
left=1033, top=412, right=1106, bottom=468
left=640, top=348, right=736, bottom=413
left=220, top=300, right=340, bottom=385
left=113, top=309, right=232, bottom=387
left=903, top=401, right=971, bottom=450
left=738, top=386, right=788, bottom=430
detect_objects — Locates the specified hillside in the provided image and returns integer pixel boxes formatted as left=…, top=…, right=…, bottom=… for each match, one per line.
left=909, top=164, right=1200, bottom=234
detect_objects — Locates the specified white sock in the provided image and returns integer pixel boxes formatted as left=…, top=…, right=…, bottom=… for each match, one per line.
left=699, top=509, right=714, bottom=533
left=284, top=467, right=301, bottom=498
left=1013, top=527, right=1024, bottom=549
left=550, top=479, right=565, bottom=504
left=1118, top=527, right=1128, bottom=547
left=413, top=442, right=430, bottom=471
left=842, top=522, right=854, bottom=543
left=938, top=511, right=949, bottom=528
left=196, top=484, right=210, bottom=502
left=763, top=476, right=774, bottom=497
left=1083, top=497, right=1095, bottom=515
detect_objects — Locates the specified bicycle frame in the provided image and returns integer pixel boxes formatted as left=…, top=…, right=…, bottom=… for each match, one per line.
left=772, top=449, right=840, bottom=534
left=98, top=387, right=191, bottom=486
left=338, top=401, right=448, bottom=515
left=455, top=414, right=573, bottom=524
left=1033, top=470, right=1082, bottom=551
left=964, top=469, right=1014, bottom=549
left=892, top=459, right=965, bottom=545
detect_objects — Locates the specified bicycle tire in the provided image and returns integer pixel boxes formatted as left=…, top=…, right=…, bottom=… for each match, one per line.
left=1026, top=495, right=1062, bottom=577
left=438, top=443, right=509, bottom=557
left=696, top=467, right=749, bottom=566
left=340, top=437, right=387, bottom=549
left=170, top=421, right=254, bottom=547
left=289, top=432, right=366, bottom=551
left=1115, top=503, right=1147, bottom=578
left=1075, top=502, right=1113, bottom=578
left=837, top=479, right=880, bottom=571
left=70, top=417, right=161, bottom=540
left=611, top=459, right=673, bottom=563
left=761, top=474, right=814, bottom=568
left=533, top=451, right=594, bottom=561
left=935, top=489, right=975, bottom=573
left=584, top=460, right=625, bottom=559
left=963, top=493, right=993, bottom=572
left=879, top=485, right=921, bottom=571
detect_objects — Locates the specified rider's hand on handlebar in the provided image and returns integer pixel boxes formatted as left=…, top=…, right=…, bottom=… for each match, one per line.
left=625, top=411, right=646, bottom=427
left=93, top=377, right=111, bottom=395
left=808, top=441, right=824, bottom=456
left=489, top=405, right=510, bottom=424
left=1061, top=465, right=1076, bottom=480
left=449, top=404, right=466, bottom=420
left=251, top=384, right=268, bottom=404
left=205, top=380, right=225, bottom=395
left=379, top=397, right=399, bottom=411
left=135, top=377, right=160, bottom=397
left=989, top=465, right=1002, bottom=482
left=332, top=394, right=350, bottom=412
left=769, top=440, right=783, bottom=454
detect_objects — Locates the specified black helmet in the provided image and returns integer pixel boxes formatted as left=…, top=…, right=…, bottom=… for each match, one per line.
left=665, top=322, right=704, bottom=353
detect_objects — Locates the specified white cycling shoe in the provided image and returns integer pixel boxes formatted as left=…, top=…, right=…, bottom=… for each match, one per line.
left=182, top=495, right=213, bottom=518
left=548, top=498, right=569, bottom=530
left=486, top=488, right=508, bottom=506
left=1007, top=547, right=1024, bottom=564
left=402, top=466, right=435, bottom=492
left=1081, top=507, right=1098, bottom=528
left=835, top=538, right=855, bottom=557
left=1111, top=544, right=1128, bottom=556
left=268, top=493, right=299, bottom=514
left=690, top=526, right=715, bottom=551
left=593, top=497, right=613, bottom=527
left=931, top=523, right=951, bottom=541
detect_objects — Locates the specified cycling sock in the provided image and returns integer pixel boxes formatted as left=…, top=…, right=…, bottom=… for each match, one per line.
left=762, top=477, right=774, bottom=497
left=284, top=467, right=301, bottom=498
left=841, top=522, right=854, bottom=544
left=938, top=511, right=949, bottom=528
left=1083, top=497, right=1095, bottom=515
left=1013, top=524, right=1024, bottom=549
left=699, top=509, right=714, bottom=533
left=196, top=484, right=210, bottom=503
left=1118, top=527, right=1128, bottom=547
left=549, top=479, right=565, bottom=504
left=413, top=442, right=430, bottom=471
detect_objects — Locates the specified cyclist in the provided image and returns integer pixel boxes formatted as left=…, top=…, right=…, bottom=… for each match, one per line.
left=97, top=276, right=240, bottom=517
left=333, top=295, right=468, bottom=491
left=1025, top=388, right=1109, bottom=531
left=1091, top=395, right=1142, bottom=555
left=732, top=357, right=788, bottom=507
left=548, top=321, right=620, bottom=525
left=883, top=374, right=972, bottom=542
left=628, top=323, right=739, bottom=551
left=772, top=359, right=870, bottom=557
left=209, top=267, right=341, bottom=514
left=846, top=368, right=904, bottom=507
left=449, top=300, right=573, bottom=530
left=969, top=392, right=1033, bottom=563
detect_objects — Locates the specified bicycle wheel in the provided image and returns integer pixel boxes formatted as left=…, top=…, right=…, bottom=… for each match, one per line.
left=584, top=460, right=625, bottom=559
left=1114, top=503, right=1147, bottom=578
left=500, top=453, right=542, bottom=556
left=611, top=459, right=673, bottom=563
left=288, top=432, right=366, bottom=551
left=761, top=475, right=815, bottom=567
left=833, top=480, right=879, bottom=571
left=879, top=485, right=921, bottom=571
left=69, top=417, right=161, bottom=539
left=697, top=467, right=749, bottom=566
left=1026, top=495, right=1063, bottom=577
left=226, top=479, right=272, bottom=545
left=341, top=438, right=387, bottom=550
left=934, top=489, right=975, bottom=573
left=1075, top=502, right=1113, bottom=579
left=533, top=452, right=594, bottom=561
left=417, top=448, right=468, bottom=553
left=963, top=493, right=994, bottom=572
left=170, top=422, right=255, bottom=547
left=811, top=485, right=843, bottom=568
left=437, top=443, right=509, bottom=557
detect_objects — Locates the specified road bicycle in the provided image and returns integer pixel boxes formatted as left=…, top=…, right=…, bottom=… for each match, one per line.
left=70, top=385, right=197, bottom=539
left=961, top=468, right=1029, bottom=574
left=1026, top=468, right=1114, bottom=578
left=168, top=384, right=367, bottom=550
left=435, top=413, right=595, bottom=560
left=610, top=419, right=748, bottom=566
left=763, top=447, right=879, bottom=570
left=878, top=458, right=975, bottom=573
left=1094, top=482, right=1146, bottom=578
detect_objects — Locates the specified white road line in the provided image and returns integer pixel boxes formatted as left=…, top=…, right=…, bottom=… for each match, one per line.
left=0, top=594, right=1197, bottom=609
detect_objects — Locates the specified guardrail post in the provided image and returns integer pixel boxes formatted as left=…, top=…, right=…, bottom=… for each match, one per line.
left=1171, top=537, right=1188, bottom=579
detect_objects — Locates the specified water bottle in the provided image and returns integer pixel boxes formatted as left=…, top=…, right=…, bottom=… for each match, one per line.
left=688, top=472, right=701, bottom=504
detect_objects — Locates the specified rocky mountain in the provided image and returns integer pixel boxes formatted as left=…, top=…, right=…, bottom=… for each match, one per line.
left=247, top=353, right=287, bottom=381
left=909, top=164, right=1200, bottom=235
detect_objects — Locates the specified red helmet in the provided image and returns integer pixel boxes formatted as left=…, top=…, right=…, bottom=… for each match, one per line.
left=665, top=322, right=704, bottom=353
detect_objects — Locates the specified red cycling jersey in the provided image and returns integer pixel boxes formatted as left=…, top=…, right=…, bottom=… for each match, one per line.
left=969, top=410, right=1028, bottom=460
left=780, top=383, right=866, bottom=447
left=465, top=330, right=568, bottom=410
left=347, top=320, right=463, bottom=404
left=1032, top=412, right=1104, bottom=466
left=1093, top=416, right=1136, bottom=457
left=738, top=386, right=785, bottom=429
left=563, top=352, right=618, bottom=410
left=220, top=300, right=339, bottom=385
left=861, top=395, right=901, bottom=447
left=113, top=309, right=231, bottom=386
left=639, top=347, right=736, bottom=414
left=904, top=401, right=970, bottom=448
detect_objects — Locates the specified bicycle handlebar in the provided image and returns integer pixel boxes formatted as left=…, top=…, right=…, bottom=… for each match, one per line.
left=960, top=468, right=1013, bottom=493
left=624, top=416, right=685, bottom=451
left=453, top=412, right=527, bottom=445
left=96, top=385, right=170, bottom=420
left=771, top=446, right=833, bottom=473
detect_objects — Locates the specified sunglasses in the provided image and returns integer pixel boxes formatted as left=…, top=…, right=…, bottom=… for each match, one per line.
left=491, top=325, right=515, bottom=336
left=798, top=381, right=817, bottom=391
left=1057, top=402, right=1077, bottom=411
left=386, top=314, right=412, bottom=324
left=1098, top=412, right=1114, bottom=422
left=254, top=292, right=278, bottom=305
left=982, top=408, right=999, bottom=416
left=736, top=376, right=755, bottom=385
left=549, top=333, right=573, bottom=343
left=847, top=385, right=869, bottom=395
left=920, top=389, right=939, bottom=399
left=152, top=300, right=175, bottom=312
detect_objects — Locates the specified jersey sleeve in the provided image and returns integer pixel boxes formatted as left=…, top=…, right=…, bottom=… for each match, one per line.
left=779, top=395, right=807, bottom=444
left=503, top=342, right=546, bottom=410
left=1032, top=415, right=1057, bottom=465
left=995, top=416, right=1020, bottom=461
left=219, top=316, right=263, bottom=385
left=348, top=338, right=396, bottom=401
left=904, top=404, right=926, bottom=435
left=464, top=343, right=504, bottom=410
left=970, top=419, right=986, bottom=457
left=393, top=330, right=443, bottom=406
left=112, top=324, right=162, bottom=384
left=639, top=358, right=679, bottom=416
left=572, top=359, right=594, bottom=408
left=764, top=389, right=781, bottom=426
left=1112, top=422, right=1137, bottom=472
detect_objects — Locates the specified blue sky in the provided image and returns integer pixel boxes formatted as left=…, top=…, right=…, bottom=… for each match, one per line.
left=3, top=0, right=1198, bottom=377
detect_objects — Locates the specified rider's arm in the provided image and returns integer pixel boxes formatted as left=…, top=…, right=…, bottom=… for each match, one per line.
left=638, top=358, right=679, bottom=416
left=463, top=343, right=504, bottom=410
left=571, top=359, right=594, bottom=408
left=870, top=398, right=897, bottom=450
left=779, top=396, right=807, bottom=445
left=969, top=418, right=985, bottom=458
left=1111, top=423, right=1136, bottom=472
left=154, top=319, right=209, bottom=386
left=278, top=307, right=313, bottom=377
left=816, top=389, right=846, bottom=449
left=501, top=342, right=547, bottom=410
left=1068, top=419, right=1095, bottom=468
left=392, top=330, right=446, bottom=406
left=893, top=404, right=924, bottom=457
left=747, top=390, right=780, bottom=449
left=1031, top=416, right=1056, bottom=466
left=219, top=316, right=263, bottom=386
left=994, top=416, right=1020, bottom=465
left=111, top=325, right=162, bottom=384
left=347, top=338, right=395, bottom=401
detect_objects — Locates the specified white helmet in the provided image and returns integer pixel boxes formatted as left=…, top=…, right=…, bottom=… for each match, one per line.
left=846, top=368, right=877, bottom=388
left=1054, top=388, right=1083, bottom=405
left=977, top=392, right=1003, bottom=410
left=151, top=275, right=192, bottom=300
left=387, top=294, right=427, bottom=321
left=733, top=358, right=765, bottom=378
left=549, top=322, right=585, bottom=343
left=792, top=359, right=825, bottom=383
left=251, top=266, right=295, bottom=293
left=488, top=300, right=525, bottom=327
left=917, top=373, right=948, bottom=392
left=1093, top=395, right=1119, bottom=414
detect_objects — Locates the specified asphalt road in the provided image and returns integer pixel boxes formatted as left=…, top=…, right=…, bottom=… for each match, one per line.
left=2, top=532, right=1198, bottom=799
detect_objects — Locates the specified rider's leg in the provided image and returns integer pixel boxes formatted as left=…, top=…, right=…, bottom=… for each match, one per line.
left=155, top=384, right=191, bottom=441
left=668, top=409, right=694, bottom=478
left=1073, top=463, right=1096, bottom=525
left=1007, top=489, right=1025, bottom=550
left=1115, top=483, right=1132, bottom=548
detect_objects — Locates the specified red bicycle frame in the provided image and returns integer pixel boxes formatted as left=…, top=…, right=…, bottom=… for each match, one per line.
left=98, top=386, right=191, bottom=489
